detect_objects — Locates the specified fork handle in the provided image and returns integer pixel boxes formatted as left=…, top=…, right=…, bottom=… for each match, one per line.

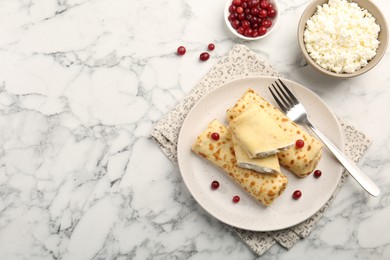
left=306, top=122, right=380, bottom=197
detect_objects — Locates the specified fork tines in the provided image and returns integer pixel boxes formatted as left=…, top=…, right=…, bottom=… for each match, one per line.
left=268, top=79, right=298, bottom=112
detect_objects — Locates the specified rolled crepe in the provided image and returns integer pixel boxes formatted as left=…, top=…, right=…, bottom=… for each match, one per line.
left=232, top=135, right=281, bottom=174
left=191, top=119, right=288, bottom=206
left=229, top=103, right=294, bottom=158
left=226, top=89, right=322, bottom=178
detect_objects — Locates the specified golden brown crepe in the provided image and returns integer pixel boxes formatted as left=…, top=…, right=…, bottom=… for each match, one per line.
left=232, top=134, right=281, bottom=174
left=226, top=89, right=322, bottom=178
left=229, top=103, right=294, bottom=158
left=191, top=119, right=288, bottom=206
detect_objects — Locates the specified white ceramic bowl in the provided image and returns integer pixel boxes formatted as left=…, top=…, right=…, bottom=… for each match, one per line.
left=298, top=0, right=388, bottom=78
left=224, top=0, right=280, bottom=40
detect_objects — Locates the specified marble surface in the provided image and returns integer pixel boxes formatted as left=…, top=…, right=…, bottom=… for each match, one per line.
left=0, top=0, right=389, bottom=259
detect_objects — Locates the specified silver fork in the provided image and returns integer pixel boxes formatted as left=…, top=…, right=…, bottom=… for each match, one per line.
left=269, top=79, right=380, bottom=197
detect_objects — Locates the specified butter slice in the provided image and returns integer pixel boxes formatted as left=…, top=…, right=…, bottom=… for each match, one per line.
left=229, top=104, right=294, bottom=158
left=232, top=135, right=280, bottom=174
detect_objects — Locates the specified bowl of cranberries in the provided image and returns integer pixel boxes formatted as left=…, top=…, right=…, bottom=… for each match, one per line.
left=225, top=0, right=279, bottom=40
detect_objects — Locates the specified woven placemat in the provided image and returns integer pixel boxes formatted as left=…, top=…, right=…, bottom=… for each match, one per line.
left=150, top=44, right=371, bottom=255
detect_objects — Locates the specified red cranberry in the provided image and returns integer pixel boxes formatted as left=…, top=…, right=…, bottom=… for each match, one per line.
left=231, top=19, right=240, bottom=29
left=208, top=43, right=215, bottom=51
left=211, top=132, right=220, bottom=140
left=229, top=5, right=236, bottom=13
left=295, top=139, right=305, bottom=149
left=199, top=52, right=210, bottom=61
left=258, top=26, right=267, bottom=36
left=233, top=195, right=240, bottom=203
left=232, top=0, right=241, bottom=6
left=211, top=180, right=220, bottom=189
left=314, top=170, right=322, bottom=178
left=267, top=8, right=276, bottom=18
left=244, top=28, right=253, bottom=37
left=238, top=13, right=245, bottom=20
left=259, top=9, right=268, bottom=18
left=250, top=16, right=259, bottom=26
left=292, top=190, right=302, bottom=200
left=251, top=7, right=260, bottom=16
left=266, top=3, right=274, bottom=11
left=262, top=19, right=272, bottom=28
left=200, top=52, right=210, bottom=61
left=177, top=46, right=186, bottom=55
left=236, top=6, right=244, bottom=14
left=237, top=27, right=245, bottom=35
left=260, top=0, right=269, bottom=9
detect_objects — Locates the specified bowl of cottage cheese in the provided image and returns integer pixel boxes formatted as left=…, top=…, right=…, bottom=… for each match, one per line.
left=298, top=0, right=388, bottom=78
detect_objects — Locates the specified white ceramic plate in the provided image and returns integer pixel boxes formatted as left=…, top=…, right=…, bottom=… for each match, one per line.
left=177, top=76, right=344, bottom=231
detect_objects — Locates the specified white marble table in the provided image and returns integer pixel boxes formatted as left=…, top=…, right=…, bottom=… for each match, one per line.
left=0, top=0, right=389, bottom=259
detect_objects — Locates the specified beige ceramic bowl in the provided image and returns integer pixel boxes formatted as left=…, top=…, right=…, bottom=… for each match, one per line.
left=298, top=0, right=388, bottom=78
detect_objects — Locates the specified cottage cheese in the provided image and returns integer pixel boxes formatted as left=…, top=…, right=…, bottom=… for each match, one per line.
left=303, top=0, right=380, bottom=74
